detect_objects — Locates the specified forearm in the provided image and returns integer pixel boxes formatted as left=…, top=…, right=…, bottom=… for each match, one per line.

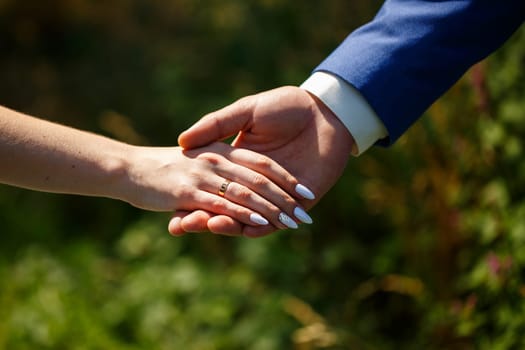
left=0, top=105, right=132, bottom=200
left=0, top=104, right=308, bottom=227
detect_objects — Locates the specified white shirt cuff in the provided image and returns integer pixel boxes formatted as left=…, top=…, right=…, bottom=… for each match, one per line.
left=300, top=71, right=388, bottom=155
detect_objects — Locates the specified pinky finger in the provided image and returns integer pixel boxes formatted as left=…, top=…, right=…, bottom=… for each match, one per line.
left=183, top=191, right=271, bottom=228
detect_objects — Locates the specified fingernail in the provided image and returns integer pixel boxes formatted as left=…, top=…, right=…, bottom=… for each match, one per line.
left=279, top=212, right=298, bottom=229
left=250, top=213, right=269, bottom=225
left=294, top=207, right=313, bottom=224
left=295, top=184, right=315, bottom=200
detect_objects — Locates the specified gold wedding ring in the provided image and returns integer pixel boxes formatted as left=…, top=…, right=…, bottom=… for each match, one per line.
left=218, top=180, right=231, bottom=197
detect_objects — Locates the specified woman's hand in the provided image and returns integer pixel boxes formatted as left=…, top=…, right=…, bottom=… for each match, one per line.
left=122, top=142, right=314, bottom=231
left=0, top=104, right=312, bottom=231
left=170, top=86, right=353, bottom=237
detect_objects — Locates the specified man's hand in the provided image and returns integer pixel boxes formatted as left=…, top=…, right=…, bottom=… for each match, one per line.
left=170, top=86, right=355, bottom=237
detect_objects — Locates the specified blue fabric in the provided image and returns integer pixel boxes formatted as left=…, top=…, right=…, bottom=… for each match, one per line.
left=316, top=0, right=524, bottom=145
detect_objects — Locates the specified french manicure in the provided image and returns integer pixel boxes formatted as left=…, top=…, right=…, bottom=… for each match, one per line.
left=279, top=212, right=298, bottom=229
left=295, top=184, right=315, bottom=200
left=294, top=207, right=313, bottom=224
left=250, top=213, right=269, bottom=225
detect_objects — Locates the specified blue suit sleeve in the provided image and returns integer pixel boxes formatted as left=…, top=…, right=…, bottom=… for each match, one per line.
left=315, top=0, right=524, bottom=145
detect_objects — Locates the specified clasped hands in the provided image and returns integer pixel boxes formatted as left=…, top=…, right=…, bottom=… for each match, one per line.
left=168, top=86, right=355, bottom=237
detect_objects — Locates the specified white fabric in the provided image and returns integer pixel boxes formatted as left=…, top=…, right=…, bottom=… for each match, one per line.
left=300, top=71, right=388, bottom=155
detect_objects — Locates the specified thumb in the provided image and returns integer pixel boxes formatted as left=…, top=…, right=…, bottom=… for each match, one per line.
left=178, top=99, right=253, bottom=149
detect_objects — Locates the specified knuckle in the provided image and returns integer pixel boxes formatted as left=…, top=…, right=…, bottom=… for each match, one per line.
left=176, top=183, right=195, bottom=199
left=254, top=155, right=272, bottom=169
left=236, top=186, right=253, bottom=201
left=251, top=174, right=270, bottom=188
left=281, top=194, right=296, bottom=207
left=209, top=114, right=225, bottom=138
left=209, top=199, right=225, bottom=212
left=285, top=174, right=297, bottom=186
left=196, top=152, right=221, bottom=166
left=267, top=206, right=281, bottom=219
left=237, top=95, right=255, bottom=108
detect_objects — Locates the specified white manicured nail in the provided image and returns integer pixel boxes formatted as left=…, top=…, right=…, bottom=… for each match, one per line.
left=250, top=213, right=269, bottom=225
left=294, top=207, right=313, bottom=224
left=295, top=184, right=315, bottom=200
left=279, top=212, right=298, bottom=229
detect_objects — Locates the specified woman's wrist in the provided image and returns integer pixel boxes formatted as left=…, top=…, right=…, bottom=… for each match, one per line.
left=110, top=145, right=181, bottom=211
left=100, top=142, right=141, bottom=205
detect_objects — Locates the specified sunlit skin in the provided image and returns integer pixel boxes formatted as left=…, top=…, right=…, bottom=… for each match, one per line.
left=170, top=86, right=355, bottom=237
left=0, top=104, right=308, bottom=228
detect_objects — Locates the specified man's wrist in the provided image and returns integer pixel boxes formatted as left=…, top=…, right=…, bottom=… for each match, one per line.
left=300, top=71, right=388, bottom=155
left=303, top=89, right=357, bottom=154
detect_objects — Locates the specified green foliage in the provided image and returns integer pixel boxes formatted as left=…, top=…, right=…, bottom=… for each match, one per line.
left=0, top=1, right=524, bottom=349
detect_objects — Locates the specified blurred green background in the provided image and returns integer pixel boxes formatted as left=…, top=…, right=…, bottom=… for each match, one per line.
left=1, top=1, right=524, bottom=349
